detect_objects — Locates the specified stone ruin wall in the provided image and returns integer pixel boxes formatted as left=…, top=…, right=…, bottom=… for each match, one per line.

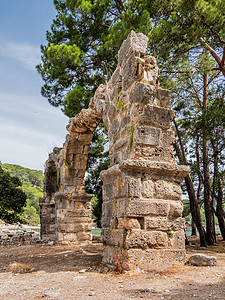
left=40, top=31, right=190, bottom=270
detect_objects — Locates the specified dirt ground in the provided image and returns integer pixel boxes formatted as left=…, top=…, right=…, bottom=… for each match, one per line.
left=0, top=236, right=225, bottom=300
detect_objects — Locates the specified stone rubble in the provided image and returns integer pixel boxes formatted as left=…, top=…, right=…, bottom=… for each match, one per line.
left=0, top=230, right=40, bottom=246
left=40, top=31, right=190, bottom=271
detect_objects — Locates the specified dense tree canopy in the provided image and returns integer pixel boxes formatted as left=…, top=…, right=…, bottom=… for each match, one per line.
left=37, top=0, right=225, bottom=115
left=1, top=164, right=43, bottom=225
left=0, top=166, right=27, bottom=223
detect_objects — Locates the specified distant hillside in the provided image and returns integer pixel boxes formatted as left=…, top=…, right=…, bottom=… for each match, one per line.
left=1, top=163, right=44, bottom=225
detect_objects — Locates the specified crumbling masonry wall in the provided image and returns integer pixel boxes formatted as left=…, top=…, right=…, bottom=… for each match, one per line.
left=41, top=31, right=189, bottom=269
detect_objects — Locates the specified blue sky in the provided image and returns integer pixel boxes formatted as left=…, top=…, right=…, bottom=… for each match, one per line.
left=0, top=0, right=68, bottom=171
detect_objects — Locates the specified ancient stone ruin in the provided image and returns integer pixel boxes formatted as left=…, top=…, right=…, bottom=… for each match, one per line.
left=40, top=31, right=190, bottom=271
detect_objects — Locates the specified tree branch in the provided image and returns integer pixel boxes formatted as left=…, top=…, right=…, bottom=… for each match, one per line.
left=199, top=38, right=225, bottom=77
left=221, top=46, right=225, bottom=68
left=114, top=0, right=122, bottom=14
left=81, top=13, right=111, bottom=28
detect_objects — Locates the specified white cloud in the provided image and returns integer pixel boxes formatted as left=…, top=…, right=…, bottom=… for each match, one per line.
left=0, top=92, right=68, bottom=170
left=0, top=40, right=41, bottom=70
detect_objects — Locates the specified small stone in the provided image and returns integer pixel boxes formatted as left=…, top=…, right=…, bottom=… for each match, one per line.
left=188, top=254, right=217, bottom=266
left=141, top=288, right=150, bottom=293
left=79, top=269, right=87, bottom=273
left=88, top=291, right=95, bottom=296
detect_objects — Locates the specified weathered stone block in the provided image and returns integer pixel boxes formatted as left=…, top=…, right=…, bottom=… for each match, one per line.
left=126, top=200, right=170, bottom=217
left=121, top=52, right=137, bottom=91
left=63, top=233, right=78, bottom=242
left=170, top=202, right=183, bottom=217
left=135, top=106, right=176, bottom=129
left=155, top=180, right=181, bottom=200
left=127, top=177, right=140, bottom=198
left=110, top=67, right=122, bottom=89
left=117, top=218, right=141, bottom=230
left=118, top=31, right=148, bottom=66
left=169, top=230, right=185, bottom=249
left=157, top=88, right=171, bottom=108
left=129, top=82, right=156, bottom=104
left=101, top=229, right=126, bottom=247
left=133, top=125, right=161, bottom=146
left=125, top=248, right=186, bottom=271
left=141, top=179, right=155, bottom=198
left=113, top=176, right=140, bottom=199
left=125, top=230, right=168, bottom=248
left=145, top=217, right=170, bottom=231
left=77, top=232, right=91, bottom=241
left=103, top=183, right=114, bottom=201
left=171, top=217, right=186, bottom=231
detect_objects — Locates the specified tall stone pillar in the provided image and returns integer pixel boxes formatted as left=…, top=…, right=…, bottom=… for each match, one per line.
left=100, top=31, right=190, bottom=271
left=40, top=147, right=61, bottom=240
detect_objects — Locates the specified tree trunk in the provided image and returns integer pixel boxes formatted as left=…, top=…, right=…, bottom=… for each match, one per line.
left=202, top=73, right=216, bottom=245
left=191, top=218, right=197, bottom=236
left=212, top=144, right=225, bottom=240
left=173, top=127, right=207, bottom=247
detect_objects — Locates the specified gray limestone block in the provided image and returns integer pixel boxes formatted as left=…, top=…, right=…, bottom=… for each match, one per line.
left=101, top=228, right=126, bottom=247
left=129, top=82, right=156, bottom=104
left=157, top=88, right=171, bottom=108
left=110, top=67, right=122, bottom=89
left=103, top=183, right=114, bottom=201
left=107, top=103, right=117, bottom=123
left=188, top=254, right=217, bottom=266
left=134, top=105, right=176, bottom=129
left=133, top=125, right=161, bottom=146
left=118, top=31, right=149, bottom=66
left=121, top=52, right=137, bottom=91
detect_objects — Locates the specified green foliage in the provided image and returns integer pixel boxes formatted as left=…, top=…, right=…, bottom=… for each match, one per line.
left=129, top=124, right=134, bottom=151
left=37, top=0, right=155, bottom=111
left=149, top=0, right=225, bottom=63
left=167, top=230, right=173, bottom=238
left=0, top=166, right=27, bottom=223
left=21, top=204, right=40, bottom=225
left=63, top=86, right=93, bottom=117
left=85, top=123, right=109, bottom=227
left=1, top=164, right=44, bottom=224
left=117, top=99, right=124, bottom=110
left=57, top=167, right=61, bottom=188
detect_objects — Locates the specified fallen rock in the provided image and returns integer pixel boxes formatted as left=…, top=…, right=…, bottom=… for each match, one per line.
left=188, top=254, right=217, bottom=266
left=7, top=262, right=34, bottom=274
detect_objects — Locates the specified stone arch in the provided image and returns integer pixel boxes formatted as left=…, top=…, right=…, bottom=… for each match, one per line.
left=42, top=31, right=190, bottom=270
